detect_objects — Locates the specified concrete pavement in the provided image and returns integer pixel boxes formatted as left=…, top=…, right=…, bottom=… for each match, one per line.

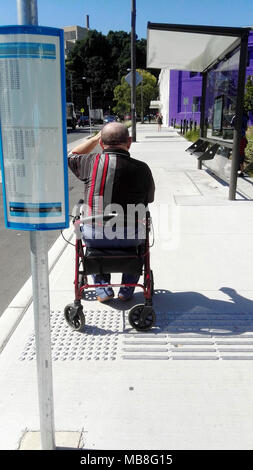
left=1, top=124, right=253, bottom=450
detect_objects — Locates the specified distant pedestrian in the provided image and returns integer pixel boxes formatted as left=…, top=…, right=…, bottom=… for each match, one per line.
left=157, top=113, right=163, bottom=132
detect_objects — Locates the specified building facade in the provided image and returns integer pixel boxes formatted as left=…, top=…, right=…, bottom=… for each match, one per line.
left=63, top=25, right=88, bottom=58
left=161, top=30, right=253, bottom=127
left=158, top=69, right=170, bottom=126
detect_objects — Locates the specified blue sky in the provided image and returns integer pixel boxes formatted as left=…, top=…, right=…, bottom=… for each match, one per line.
left=0, top=0, right=253, bottom=39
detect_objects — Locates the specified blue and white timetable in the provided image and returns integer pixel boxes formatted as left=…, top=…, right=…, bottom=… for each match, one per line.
left=0, top=25, right=69, bottom=230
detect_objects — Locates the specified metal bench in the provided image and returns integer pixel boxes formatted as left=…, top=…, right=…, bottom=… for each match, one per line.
left=186, top=137, right=233, bottom=169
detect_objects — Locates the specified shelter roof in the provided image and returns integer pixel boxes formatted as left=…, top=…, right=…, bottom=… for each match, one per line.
left=147, top=23, right=250, bottom=72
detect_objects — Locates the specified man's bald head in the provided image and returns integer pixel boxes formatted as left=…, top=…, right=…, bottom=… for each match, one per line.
left=101, top=122, right=130, bottom=148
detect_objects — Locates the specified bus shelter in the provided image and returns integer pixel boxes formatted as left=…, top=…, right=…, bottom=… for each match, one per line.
left=147, top=23, right=250, bottom=200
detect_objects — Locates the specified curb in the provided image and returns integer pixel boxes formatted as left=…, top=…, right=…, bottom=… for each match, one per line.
left=0, top=225, right=74, bottom=353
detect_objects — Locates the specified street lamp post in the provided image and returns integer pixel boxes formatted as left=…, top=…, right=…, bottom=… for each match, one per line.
left=82, top=77, right=92, bottom=135
left=131, top=0, right=136, bottom=142
left=141, top=79, right=144, bottom=124
left=90, top=87, right=93, bottom=110
left=70, top=72, right=74, bottom=103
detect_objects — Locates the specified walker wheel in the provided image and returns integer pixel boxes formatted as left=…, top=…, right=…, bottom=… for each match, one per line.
left=128, top=304, right=156, bottom=331
left=64, top=303, right=85, bottom=331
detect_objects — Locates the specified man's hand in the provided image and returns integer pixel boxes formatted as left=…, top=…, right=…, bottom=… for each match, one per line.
left=71, top=131, right=102, bottom=155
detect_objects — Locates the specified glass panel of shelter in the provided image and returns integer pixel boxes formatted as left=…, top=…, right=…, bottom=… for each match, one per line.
left=203, top=47, right=240, bottom=142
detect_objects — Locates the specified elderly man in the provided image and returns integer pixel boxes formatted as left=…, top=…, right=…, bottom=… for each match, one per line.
left=68, top=122, right=155, bottom=302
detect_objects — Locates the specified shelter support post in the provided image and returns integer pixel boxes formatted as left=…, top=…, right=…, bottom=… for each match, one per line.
left=198, top=72, right=207, bottom=169
left=229, top=33, right=249, bottom=200
left=200, top=72, right=207, bottom=140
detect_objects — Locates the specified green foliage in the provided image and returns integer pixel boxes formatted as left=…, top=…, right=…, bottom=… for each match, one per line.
left=244, top=77, right=253, bottom=112
left=107, top=31, right=131, bottom=81
left=113, top=69, right=158, bottom=117
left=113, top=79, right=131, bottom=115
left=184, top=128, right=200, bottom=142
left=65, top=29, right=147, bottom=112
left=245, top=126, right=253, bottom=175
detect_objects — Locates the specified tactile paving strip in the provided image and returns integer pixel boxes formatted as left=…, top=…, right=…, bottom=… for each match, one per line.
left=123, top=312, right=253, bottom=360
left=20, top=309, right=122, bottom=361
left=19, top=310, right=253, bottom=361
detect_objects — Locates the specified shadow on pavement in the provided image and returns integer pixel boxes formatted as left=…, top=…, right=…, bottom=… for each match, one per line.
left=80, top=286, right=253, bottom=336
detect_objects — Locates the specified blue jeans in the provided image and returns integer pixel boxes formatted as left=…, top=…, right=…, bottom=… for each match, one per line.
left=81, top=224, right=144, bottom=299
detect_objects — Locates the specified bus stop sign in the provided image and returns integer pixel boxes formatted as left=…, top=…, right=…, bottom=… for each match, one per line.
left=0, top=25, right=69, bottom=231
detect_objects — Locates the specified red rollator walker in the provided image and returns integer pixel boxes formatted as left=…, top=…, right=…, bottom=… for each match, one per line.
left=64, top=200, right=155, bottom=332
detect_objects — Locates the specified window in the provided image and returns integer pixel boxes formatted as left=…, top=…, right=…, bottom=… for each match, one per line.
left=64, top=30, right=77, bottom=41
left=192, top=96, right=201, bottom=112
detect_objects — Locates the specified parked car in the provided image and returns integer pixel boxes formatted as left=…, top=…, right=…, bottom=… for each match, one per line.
left=124, top=114, right=131, bottom=121
left=103, top=115, right=117, bottom=123
left=78, top=115, right=90, bottom=127
left=144, top=114, right=155, bottom=122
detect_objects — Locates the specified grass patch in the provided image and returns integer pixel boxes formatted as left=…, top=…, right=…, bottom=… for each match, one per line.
left=184, top=128, right=200, bottom=142
left=245, top=126, right=253, bottom=176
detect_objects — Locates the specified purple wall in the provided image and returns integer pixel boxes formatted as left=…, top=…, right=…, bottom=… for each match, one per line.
left=169, top=30, right=253, bottom=126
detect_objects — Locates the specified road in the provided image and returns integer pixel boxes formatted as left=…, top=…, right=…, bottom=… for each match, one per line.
left=0, top=126, right=101, bottom=316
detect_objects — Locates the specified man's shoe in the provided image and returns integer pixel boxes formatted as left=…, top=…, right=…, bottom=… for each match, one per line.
left=97, top=293, right=114, bottom=303
left=118, top=293, right=133, bottom=301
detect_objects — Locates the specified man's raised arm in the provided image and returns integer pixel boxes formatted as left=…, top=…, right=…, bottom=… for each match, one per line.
left=70, top=131, right=101, bottom=155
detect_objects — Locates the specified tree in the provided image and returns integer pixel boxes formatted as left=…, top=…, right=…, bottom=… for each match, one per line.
left=113, top=78, right=131, bottom=116
left=66, top=30, right=112, bottom=110
left=65, top=29, right=151, bottom=113
left=113, top=69, right=158, bottom=118
left=107, top=31, right=131, bottom=81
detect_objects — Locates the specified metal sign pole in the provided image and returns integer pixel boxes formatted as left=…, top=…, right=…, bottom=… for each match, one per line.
left=16, top=0, right=56, bottom=450
left=87, top=96, right=91, bottom=135
left=17, top=0, right=38, bottom=24
left=30, top=231, right=56, bottom=450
